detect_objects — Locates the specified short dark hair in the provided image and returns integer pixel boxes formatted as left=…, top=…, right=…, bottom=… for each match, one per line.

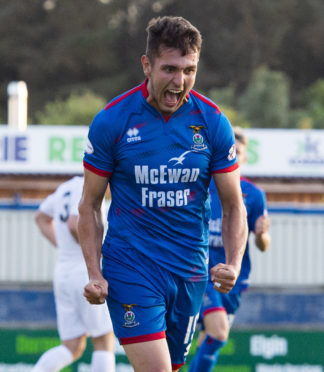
left=145, top=16, right=202, bottom=61
left=234, top=127, right=248, bottom=145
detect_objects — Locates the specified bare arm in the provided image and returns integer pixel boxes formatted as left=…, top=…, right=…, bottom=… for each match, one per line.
left=211, top=169, right=248, bottom=293
left=67, top=215, right=79, bottom=243
left=254, top=214, right=271, bottom=252
left=78, top=168, right=109, bottom=304
left=35, top=210, right=57, bottom=247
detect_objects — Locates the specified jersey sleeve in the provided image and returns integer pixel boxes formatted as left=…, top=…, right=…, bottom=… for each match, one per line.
left=210, top=113, right=238, bottom=173
left=39, top=193, right=56, bottom=218
left=83, top=110, right=115, bottom=177
left=249, top=189, right=267, bottom=232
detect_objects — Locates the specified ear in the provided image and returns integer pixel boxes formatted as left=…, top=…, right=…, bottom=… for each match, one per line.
left=141, top=55, right=151, bottom=77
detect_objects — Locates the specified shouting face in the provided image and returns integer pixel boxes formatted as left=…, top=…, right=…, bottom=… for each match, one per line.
left=141, top=46, right=199, bottom=116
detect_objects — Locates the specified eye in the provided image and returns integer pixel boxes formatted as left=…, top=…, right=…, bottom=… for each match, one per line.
left=163, top=65, right=176, bottom=73
left=184, top=67, right=196, bottom=75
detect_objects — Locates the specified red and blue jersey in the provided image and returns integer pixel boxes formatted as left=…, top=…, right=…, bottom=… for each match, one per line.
left=83, top=81, right=237, bottom=280
left=208, top=177, right=267, bottom=290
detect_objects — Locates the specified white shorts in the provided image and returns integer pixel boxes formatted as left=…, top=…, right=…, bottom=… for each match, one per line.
left=53, top=262, right=113, bottom=341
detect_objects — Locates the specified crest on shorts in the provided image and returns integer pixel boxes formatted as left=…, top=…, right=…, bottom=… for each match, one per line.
left=190, top=125, right=207, bottom=151
left=202, top=293, right=212, bottom=307
left=122, top=304, right=140, bottom=328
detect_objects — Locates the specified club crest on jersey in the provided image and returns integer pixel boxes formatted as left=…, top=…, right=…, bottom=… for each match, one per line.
left=122, top=304, right=139, bottom=328
left=190, top=125, right=207, bottom=151
left=227, top=144, right=236, bottom=160
left=127, top=127, right=141, bottom=143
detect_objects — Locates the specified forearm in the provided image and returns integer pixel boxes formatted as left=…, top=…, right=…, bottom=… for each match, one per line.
left=35, top=211, right=56, bottom=247
left=222, top=204, right=248, bottom=275
left=70, top=229, right=79, bottom=243
left=78, top=205, right=104, bottom=279
left=68, top=215, right=79, bottom=243
left=39, top=224, right=56, bottom=246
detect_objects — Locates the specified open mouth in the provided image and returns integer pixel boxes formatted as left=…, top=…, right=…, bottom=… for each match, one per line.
left=164, top=89, right=182, bottom=107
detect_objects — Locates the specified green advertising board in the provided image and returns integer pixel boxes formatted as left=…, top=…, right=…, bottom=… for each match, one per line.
left=0, top=329, right=323, bottom=371
left=184, top=329, right=324, bottom=371
left=0, top=329, right=131, bottom=372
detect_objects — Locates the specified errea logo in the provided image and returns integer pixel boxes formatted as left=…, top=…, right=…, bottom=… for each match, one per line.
left=127, top=127, right=141, bottom=143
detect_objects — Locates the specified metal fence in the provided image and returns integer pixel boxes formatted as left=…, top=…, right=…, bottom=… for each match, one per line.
left=1, top=204, right=324, bottom=286
left=249, top=208, right=324, bottom=287
left=0, top=206, right=55, bottom=282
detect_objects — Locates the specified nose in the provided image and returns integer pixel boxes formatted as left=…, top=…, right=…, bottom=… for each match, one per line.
left=173, top=70, right=184, bottom=88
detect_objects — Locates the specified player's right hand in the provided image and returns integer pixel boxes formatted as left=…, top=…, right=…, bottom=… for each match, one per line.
left=84, top=278, right=108, bottom=305
left=255, top=214, right=270, bottom=234
left=210, top=263, right=238, bottom=294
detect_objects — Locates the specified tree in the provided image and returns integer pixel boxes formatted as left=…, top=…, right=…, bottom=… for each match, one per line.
left=0, top=0, right=121, bottom=118
left=238, top=66, right=290, bottom=128
left=1, top=0, right=324, bottom=124
left=33, top=91, right=106, bottom=125
left=304, top=79, right=324, bottom=128
left=208, top=87, right=251, bottom=128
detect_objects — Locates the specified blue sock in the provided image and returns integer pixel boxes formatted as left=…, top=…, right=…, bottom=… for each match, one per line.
left=188, top=336, right=226, bottom=372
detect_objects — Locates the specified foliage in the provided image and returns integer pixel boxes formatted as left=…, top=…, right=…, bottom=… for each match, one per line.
left=287, top=109, right=312, bottom=129
left=208, top=87, right=236, bottom=109
left=0, top=0, right=324, bottom=127
left=33, top=91, right=106, bottom=125
left=238, top=66, right=290, bottom=128
left=221, top=105, right=252, bottom=129
left=304, top=79, right=324, bottom=128
left=208, top=87, right=251, bottom=128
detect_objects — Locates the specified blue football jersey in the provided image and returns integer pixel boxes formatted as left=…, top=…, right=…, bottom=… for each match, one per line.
left=83, top=81, right=238, bottom=280
left=208, top=177, right=267, bottom=290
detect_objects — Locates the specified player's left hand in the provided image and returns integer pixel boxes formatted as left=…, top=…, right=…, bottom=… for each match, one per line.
left=210, top=263, right=238, bottom=293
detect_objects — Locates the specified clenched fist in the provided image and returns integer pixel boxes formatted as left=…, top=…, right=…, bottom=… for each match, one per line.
left=84, top=277, right=108, bottom=304
left=210, top=263, right=238, bottom=293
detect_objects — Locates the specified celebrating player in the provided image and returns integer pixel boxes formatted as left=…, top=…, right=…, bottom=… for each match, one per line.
left=188, top=127, right=271, bottom=372
left=32, top=176, right=115, bottom=372
left=78, top=16, right=248, bottom=372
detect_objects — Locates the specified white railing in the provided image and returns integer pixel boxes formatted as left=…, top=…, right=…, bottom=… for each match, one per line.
left=249, top=209, right=324, bottom=286
left=0, top=208, right=55, bottom=282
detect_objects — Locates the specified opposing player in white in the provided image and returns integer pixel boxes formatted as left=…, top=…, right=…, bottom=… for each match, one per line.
left=32, top=176, right=115, bottom=372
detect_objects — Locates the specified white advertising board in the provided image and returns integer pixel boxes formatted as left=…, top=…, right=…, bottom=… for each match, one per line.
left=241, top=129, right=324, bottom=177
left=0, top=125, right=88, bottom=174
left=1, top=126, right=324, bottom=177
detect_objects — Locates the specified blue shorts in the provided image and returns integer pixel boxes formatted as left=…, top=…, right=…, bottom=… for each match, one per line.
left=200, top=280, right=241, bottom=319
left=102, top=243, right=207, bottom=368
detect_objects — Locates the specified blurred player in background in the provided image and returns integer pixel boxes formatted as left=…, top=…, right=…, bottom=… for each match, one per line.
left=188, top=127, right=271, bottom=372
left=32, top=176, right=115, bottom=372
left=78, top=16, right=247, bottom=372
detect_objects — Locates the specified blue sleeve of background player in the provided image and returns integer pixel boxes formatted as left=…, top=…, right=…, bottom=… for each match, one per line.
left=249, top=189, right=267, bottom=232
